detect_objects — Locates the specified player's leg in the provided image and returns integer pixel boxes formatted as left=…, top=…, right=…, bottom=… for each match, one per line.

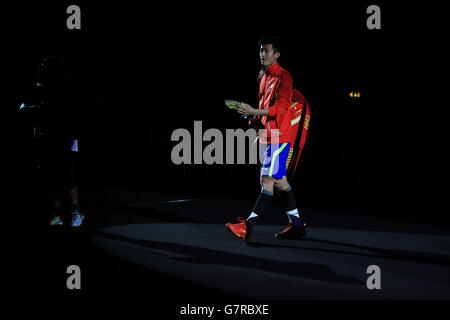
left=274, top=176, right=306, bottom=239
left=274, top=177, right=304, bottom=226
left=226, top=176, right=275, bottom=241
left=226, top=144, right=279, bottom=241
left=49, top=194, right=64, bottom=226
left=248, top=142, right=289, bottom=232
left=245, top=175, right=275, bottom=231
left=67, top=148, right=84, bottom=227
left=47, top=153, right=66, bottom=226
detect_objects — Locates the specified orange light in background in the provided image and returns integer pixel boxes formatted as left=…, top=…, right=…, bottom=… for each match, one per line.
left=349, top=91, right=360, bottom=98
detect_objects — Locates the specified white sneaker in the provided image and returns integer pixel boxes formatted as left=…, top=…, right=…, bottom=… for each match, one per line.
left=71, top=212, right=85, bottom=227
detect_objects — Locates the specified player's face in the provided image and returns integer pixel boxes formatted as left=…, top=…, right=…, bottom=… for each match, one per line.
left=260, top=44, right=280, bottom=68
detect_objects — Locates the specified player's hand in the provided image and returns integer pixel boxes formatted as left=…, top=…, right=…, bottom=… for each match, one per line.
left=237, top=103, right=257, bottom=116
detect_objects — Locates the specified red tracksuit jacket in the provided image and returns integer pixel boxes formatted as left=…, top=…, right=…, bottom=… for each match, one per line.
left=257, top=62, right=293, bottom=144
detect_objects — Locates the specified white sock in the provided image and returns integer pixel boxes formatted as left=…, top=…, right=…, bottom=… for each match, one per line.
left=248, top=212, right=259, bottom=219
left=286, top=209, right=302, bottom=225
left=246, top=212, right=260, bottom=228
left=286, top=209, right=299, bottom=217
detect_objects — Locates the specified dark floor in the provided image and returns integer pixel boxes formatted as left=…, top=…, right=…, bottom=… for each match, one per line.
left=8, top=186, right=450, bottom=304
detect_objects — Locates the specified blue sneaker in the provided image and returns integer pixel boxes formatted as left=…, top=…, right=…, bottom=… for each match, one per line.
left=71, top=211, right=85, bottom=227
left=49, top=215, right=63, bottom=226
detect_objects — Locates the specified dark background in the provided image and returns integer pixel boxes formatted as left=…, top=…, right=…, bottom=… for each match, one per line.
left=5, top=1, right=448, bottom=224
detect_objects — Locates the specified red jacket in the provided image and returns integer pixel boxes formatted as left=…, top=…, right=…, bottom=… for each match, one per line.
left=257, top=62, right=293, bottom=144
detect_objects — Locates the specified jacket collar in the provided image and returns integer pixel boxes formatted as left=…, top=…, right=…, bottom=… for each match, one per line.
left=264, top=61, right=281, bottom=76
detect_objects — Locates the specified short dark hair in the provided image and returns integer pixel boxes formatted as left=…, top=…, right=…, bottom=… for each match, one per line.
left=259, top=36, right=282, bottom=54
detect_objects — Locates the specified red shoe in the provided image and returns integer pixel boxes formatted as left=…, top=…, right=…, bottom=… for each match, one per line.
left=226, top=217, right=252, bottom=241
left=275, top=222, right=306, bottom=239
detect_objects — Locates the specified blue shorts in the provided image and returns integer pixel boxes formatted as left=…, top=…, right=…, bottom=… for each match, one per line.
left=260, top=142, right=290, bottom=179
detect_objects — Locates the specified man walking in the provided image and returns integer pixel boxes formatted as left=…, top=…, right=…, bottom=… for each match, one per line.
left=19, top=56, right=85, bottom=227
left=226, top=36, right=306, bottom=241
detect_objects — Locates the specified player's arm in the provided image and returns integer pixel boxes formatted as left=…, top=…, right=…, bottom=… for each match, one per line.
left=267, top=73, right=293, bottom=119
left=18, top=84, right=44, bottom=112
left=18, top=102, right=40, bottom=111
left=254, top=109, right=269, bottom=116
left=237, top=104, right=268, bottom=116
left=238, top=74, right=292, bottom=117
